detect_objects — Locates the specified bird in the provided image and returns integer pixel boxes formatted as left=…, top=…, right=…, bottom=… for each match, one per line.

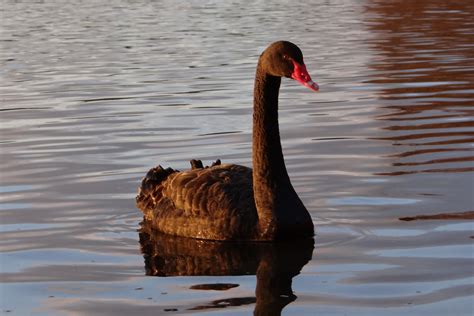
left=136, top=41, right=318, bottom=241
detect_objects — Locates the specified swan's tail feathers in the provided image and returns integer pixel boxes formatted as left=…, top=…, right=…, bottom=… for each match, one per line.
left=136, top=165, right=177, bottom=212
left=145, top=165, right=176, bottom=182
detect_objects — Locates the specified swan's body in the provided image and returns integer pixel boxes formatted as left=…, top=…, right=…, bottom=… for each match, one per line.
left=136, top=41, right=318, bottom=241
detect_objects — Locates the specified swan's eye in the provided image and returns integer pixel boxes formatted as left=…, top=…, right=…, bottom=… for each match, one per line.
left=283, top=54, right=289, bottom=60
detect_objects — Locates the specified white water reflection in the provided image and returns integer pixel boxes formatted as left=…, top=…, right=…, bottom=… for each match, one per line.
left=327, top=196, right=421, bottom=206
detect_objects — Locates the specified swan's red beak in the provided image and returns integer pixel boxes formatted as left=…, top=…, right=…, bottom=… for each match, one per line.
left=291, top=61, right=319, bottom=91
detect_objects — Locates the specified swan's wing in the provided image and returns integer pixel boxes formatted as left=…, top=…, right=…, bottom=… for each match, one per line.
left=136, top=163, right=256, bottom=239
left=163, top=164, right=254, bottom=216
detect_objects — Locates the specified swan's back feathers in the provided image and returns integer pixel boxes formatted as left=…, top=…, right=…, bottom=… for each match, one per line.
left=136, top=161, right=258, bottom=240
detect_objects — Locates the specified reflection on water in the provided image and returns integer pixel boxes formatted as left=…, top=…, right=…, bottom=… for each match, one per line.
left=1, top=0, right=473, bottom=315
left=366, top=0, right=474, bottom=176
left=139, top=221, right=314, bottom=314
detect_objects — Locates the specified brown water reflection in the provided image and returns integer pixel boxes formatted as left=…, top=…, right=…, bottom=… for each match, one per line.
left=365, top=0, right=474, bottom=176
left=139, top=221, right=314, bottom=315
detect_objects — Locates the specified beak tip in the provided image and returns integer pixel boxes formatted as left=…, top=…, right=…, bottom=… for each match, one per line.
left=306, top=80, right=319, bottom=92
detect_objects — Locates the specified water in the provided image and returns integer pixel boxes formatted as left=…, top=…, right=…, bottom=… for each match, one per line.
left=1, top=0, right=473, bottom=315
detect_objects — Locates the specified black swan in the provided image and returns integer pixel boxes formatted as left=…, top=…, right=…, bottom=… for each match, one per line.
left=137, top=41, right=318, bottom=241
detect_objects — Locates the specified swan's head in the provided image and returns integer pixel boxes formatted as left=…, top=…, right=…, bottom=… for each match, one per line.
left=260, top=41, right=319, bottom=91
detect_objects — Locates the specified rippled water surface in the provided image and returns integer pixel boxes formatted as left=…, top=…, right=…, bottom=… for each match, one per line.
left=1, top=0, right=474, bottom=315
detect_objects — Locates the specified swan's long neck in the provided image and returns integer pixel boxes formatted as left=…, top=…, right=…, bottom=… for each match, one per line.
left=252, top=62, right=300, bottom=238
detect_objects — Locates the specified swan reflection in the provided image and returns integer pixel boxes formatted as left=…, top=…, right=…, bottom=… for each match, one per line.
left=139, top=220, right=314, bottom=315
